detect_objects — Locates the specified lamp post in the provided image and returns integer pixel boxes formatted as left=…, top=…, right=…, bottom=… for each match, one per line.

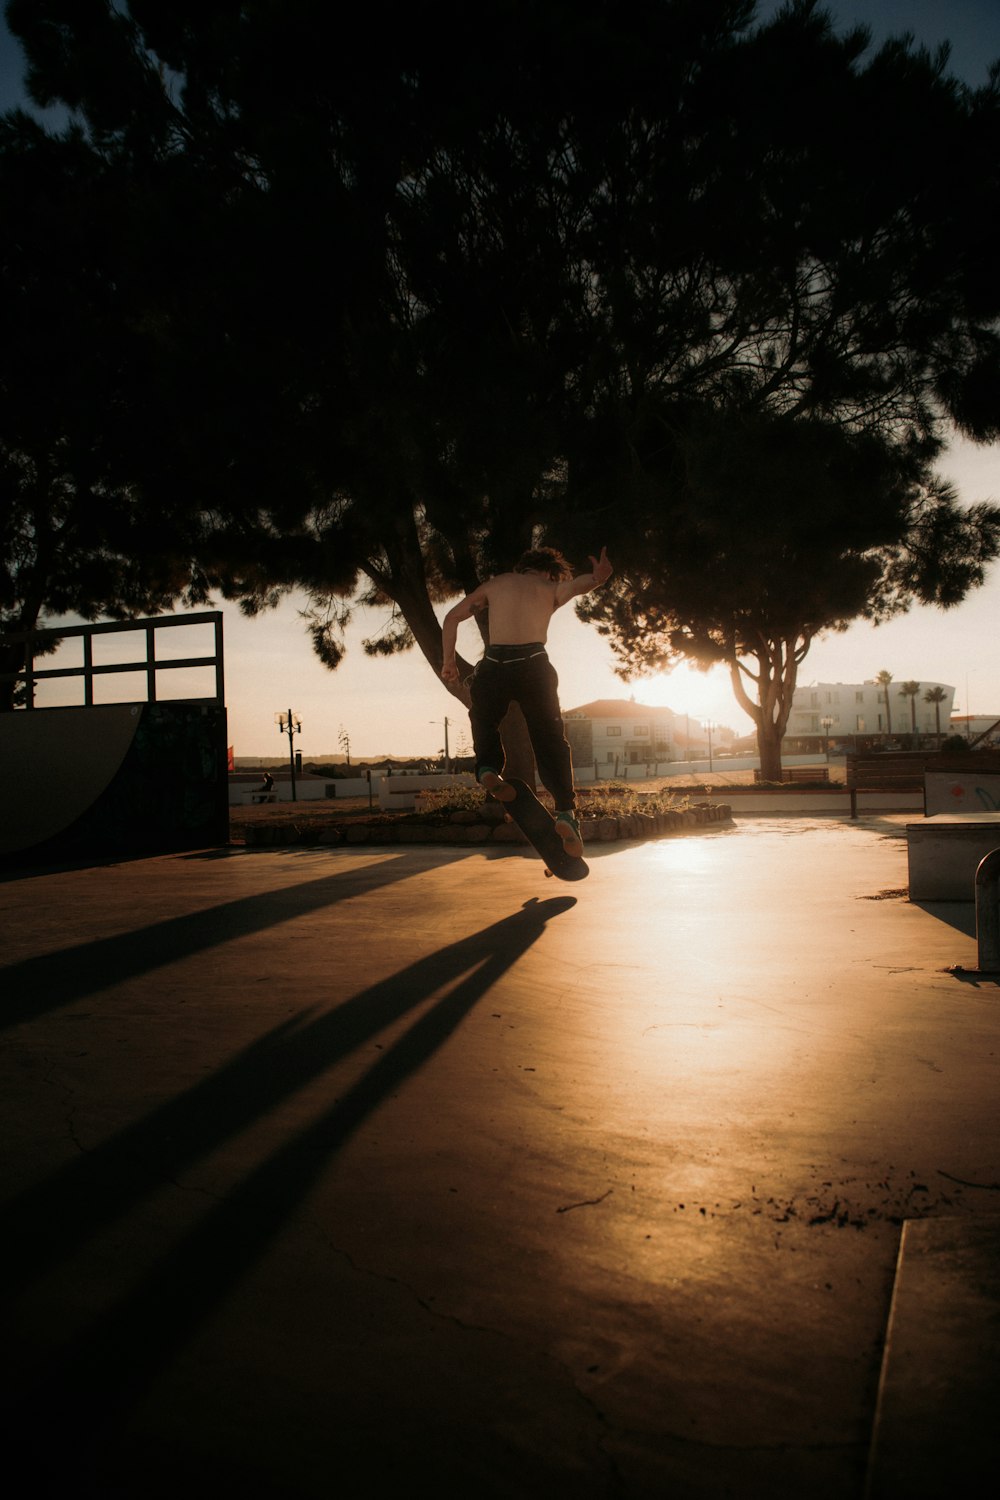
left=275, top=709, right=301, bottom=800
left=430, top=716, right=451, bottom=770
left=820, top=715, right=833, bottom=761
left=702, top=720, right=714, bottom=774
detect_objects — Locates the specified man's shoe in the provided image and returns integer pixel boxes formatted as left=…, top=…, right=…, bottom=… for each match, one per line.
left=479, top=767, right=516, bottom=803
left=554, top=811, right=584, bottom=858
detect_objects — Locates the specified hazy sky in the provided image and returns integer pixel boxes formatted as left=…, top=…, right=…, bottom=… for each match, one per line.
left=4, top=3, right=1000, bottom=756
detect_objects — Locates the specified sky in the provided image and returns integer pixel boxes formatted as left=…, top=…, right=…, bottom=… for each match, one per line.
left=3, top=3, right=1000, bottom=758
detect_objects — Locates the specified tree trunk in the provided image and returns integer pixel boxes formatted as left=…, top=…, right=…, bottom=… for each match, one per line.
left=756, top=718, right=785, bottom=782
left=0, top=641, right=26, bottom=712
left=727, top=632, right=807, bottom=783
left=499, top=702, right=537, bottom=788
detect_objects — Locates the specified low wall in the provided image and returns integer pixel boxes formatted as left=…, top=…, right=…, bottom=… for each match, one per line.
left=925, top=770, right=1000, bottom=815
left=378, top=772, right=476, bottom=810
left=660, top=786, right=923, bottom=814
left=576, top=754, right=831, bottom=781
left=229, top=776, right=330, bottom=806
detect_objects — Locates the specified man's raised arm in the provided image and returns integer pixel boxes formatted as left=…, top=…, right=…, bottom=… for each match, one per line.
left=555, top=547, right=613, bottom=606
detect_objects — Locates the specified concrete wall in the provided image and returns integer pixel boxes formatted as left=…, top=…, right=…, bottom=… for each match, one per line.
left=925, top=771, right=1000, bottom=816
left=379, top=772, right=476, bottom=810
left=907, top=814, right=1000, bottom=900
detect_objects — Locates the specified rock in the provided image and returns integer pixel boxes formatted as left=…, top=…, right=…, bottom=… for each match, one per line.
left=490, top=821, right=525, bottom=843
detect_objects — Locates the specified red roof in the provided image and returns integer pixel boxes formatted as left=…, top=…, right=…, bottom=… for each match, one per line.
left=564, top=698, right=673, bottom=718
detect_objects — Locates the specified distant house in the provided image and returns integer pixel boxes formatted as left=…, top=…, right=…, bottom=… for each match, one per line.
left=785, top=679, right=956, bottom=747
left=563, top=698, right=676, bottom=768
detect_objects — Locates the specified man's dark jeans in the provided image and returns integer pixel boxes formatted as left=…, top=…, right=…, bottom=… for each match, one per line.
left=469, top=644, right=575, bottom=810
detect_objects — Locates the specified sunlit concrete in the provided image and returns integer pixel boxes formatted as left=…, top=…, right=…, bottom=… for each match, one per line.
left=2, top=817, right=998, bottom=1498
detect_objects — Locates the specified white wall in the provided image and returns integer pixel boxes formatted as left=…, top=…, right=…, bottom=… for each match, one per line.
left=789, top=680, right=955, bottom=738
left=229, top=776, right=330, bottom=805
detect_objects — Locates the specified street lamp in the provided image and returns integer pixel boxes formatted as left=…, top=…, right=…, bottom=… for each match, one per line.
left=429, top=716, right=451, bottom=770
left=275, top=709, right=302, bottom=800
left=702, top=720, right=714, bottom=774
left=820, top=715, right=833, bottom=761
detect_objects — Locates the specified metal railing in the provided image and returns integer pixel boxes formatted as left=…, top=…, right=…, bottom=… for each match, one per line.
left=0, top=612, right=224, bottom=708
left=975, top=848, right=1000, bottom=974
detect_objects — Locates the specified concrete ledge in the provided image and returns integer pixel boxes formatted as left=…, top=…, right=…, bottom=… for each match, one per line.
left=867, top=1216, right=1000, bottom=1497
left=906, top=813, right=1000, bottom=901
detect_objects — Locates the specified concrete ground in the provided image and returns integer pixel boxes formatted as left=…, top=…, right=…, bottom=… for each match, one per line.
left=2, top=815, right=999, bottom=1498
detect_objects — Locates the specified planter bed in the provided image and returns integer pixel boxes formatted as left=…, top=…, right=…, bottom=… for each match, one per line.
left=239, top=799, right=733, bottom=849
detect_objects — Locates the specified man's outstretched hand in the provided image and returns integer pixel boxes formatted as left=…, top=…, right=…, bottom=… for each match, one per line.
left=590, top=546, right=613, bottom=585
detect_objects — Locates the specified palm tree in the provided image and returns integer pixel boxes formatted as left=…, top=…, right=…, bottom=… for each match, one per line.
left=924, top=685, right=948, bottom=746
left=875, top=669, right=894, bottom=742
left=898, top=681, right=921, bottom=745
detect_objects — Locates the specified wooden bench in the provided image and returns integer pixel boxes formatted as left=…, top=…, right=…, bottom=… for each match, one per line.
left=846, top=754, right=927, bottom=791
left=843, top=754, right=927, bottom=817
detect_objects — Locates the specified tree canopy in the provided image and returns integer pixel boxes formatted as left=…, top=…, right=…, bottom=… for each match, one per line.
left=3, top=0, right=999, bottom=760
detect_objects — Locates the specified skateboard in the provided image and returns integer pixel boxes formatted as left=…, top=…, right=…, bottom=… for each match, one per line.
left=494, top=777, right=589, bottom=882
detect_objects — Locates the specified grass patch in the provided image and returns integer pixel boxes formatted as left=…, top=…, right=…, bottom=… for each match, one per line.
left=415, top=781, right=692, bottom=818
left=578, top=783, right=691, bottom=815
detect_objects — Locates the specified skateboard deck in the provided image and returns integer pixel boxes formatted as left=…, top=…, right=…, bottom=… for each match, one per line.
left=497, top=777, right=589, bottom=882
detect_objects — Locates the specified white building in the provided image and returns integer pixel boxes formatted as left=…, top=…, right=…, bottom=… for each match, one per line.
left=786, top=679, right=956, bottom=744
left=949, top=714, right=1000, bottom=747
left=563, top=698, right=678, bottom=769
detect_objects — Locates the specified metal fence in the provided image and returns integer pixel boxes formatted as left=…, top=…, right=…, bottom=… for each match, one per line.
left=0, top=612, right=224, bottom=708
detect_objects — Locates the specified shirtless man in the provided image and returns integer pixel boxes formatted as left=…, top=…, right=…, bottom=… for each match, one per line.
left=441, top=545, right=613, bottom=856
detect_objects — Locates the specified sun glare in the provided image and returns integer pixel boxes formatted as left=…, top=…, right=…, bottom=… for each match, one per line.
left=636, top=663, right=752, bottom=734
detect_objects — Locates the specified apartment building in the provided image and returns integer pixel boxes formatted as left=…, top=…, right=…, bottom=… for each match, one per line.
left=786, top=679, right=956, bottom=745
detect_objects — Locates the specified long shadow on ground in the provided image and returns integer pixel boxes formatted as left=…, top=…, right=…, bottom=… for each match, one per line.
left=4, top=895, right=576, bottom=1495
left=0, top=850, right=439, bottom=1030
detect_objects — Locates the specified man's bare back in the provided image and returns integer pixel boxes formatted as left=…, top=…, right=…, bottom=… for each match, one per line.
left=472, top=571, right=562, bottom=644
left=440, top=547, right=611, bottom=684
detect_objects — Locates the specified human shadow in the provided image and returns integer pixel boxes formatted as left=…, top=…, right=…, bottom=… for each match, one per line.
left=0, top=849, right=440, bottom=1030
left=4, top=895, right=575, bottom=1488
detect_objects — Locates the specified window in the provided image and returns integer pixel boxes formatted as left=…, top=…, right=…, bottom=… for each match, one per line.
left=606, top=726, right=621, bottom=736
left=856, top=691, right=864, bottom=703
left=633, top=725, right=649, bottom=737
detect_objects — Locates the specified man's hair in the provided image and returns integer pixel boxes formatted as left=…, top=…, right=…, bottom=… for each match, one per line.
left=513, top=546, right=572, bottom=581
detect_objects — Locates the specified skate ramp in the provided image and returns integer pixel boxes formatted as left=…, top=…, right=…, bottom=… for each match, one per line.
left=0, top=701, right=228, bottom=861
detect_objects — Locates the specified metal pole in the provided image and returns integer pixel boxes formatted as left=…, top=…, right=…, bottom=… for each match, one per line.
left=288, top=708, right=297, bottom=801
left=975, top=848, right=1000, bottom=973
